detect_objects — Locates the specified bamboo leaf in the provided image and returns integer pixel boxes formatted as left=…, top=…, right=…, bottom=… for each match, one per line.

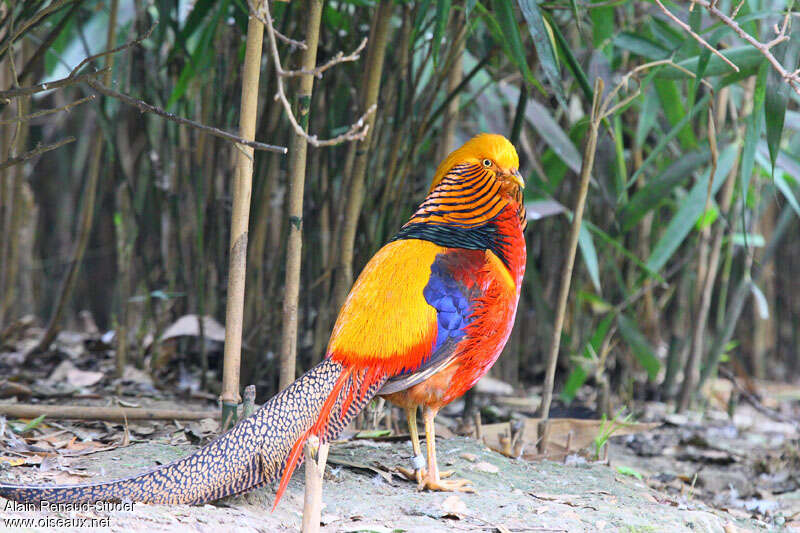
left=432, top=0, right=451, bottom=65
left=656, top=46, right=765, bottom=79
left=548, top=14, right=593, bottom=102
left=613, top=32, right=669, bottom=60
left=765, top=44, right=789, bottom=177
left=621, top=149, right=710, bottom=231
left=578, top=224, right=601, bottom=292
left=740, top=62, right=767, bottom=199
left=617, top=315, right=660, bottom=380
left=646, top=144, right=738, bottom=272
left=654, top=78, right=696, bottom=150
left=518, top=0, right=567, bottom=108
left=635, top=86, right=659, bottom=147
left=492, top=0, right=536, bottom=86
left=562, top=314, right=615, bottom=401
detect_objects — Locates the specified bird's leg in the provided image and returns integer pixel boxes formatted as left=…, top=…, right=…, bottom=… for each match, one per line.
left=397, top=407, right=425, bottom=484
left=418, top=406, right=474, bottom=493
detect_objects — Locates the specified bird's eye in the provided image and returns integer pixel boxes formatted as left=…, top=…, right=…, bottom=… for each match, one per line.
left=482, top=159, right=492, bottom=168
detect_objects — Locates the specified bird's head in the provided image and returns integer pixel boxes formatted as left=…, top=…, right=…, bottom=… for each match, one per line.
left=429, top=133, right=524, bottom=195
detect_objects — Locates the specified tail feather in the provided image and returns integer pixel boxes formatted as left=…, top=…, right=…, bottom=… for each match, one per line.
left=0, top=359, right=386, bottom=506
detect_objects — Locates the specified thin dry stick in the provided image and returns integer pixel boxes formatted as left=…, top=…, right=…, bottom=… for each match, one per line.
left=0, top=0, right=78, bottom=60
left=0, top=95, right=94, bottom=125
left=219, top=10, right=265, bottom=431
left=678, top=105, right=720, bottom=412
left=86, top=79, right=286, bottom=154
left=0, top=404, right=219, bottom=421
left=279, top=0, right=324, bottom=391
left=0, top=68, right=108, bottom=100
left=0, top=136, right=75, bottom=170
left=653, top=0, right=739, bottom=72
left=538, top=78, right=604, bottom=450
left=67, top=24, right=155, bottom=79
left=253, top=0, right=375, bottom=147
left=301, top=435, right=329, bottom=533
left=673, top=0, right=799, bottom=95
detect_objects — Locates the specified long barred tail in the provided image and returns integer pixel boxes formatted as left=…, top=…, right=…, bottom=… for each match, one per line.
left=0, top=359, right=386, bottom=506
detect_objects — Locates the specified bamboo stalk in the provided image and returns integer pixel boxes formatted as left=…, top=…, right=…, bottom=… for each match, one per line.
left=0, top=404, right=219, bottom=421
left=279, top=0, right=324, bottom=391
left=538, top=79, right=603, bottom=448
left=220, top=10, right=265, bottom=430
left=677, top=82, right=746, bottom=411
left=301, top=435, right=329, bottom=533
left=332, top=1, right=393, bottom=310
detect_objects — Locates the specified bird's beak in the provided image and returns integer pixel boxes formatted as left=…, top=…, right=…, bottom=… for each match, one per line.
left=508, top=169, right=525, bottom=189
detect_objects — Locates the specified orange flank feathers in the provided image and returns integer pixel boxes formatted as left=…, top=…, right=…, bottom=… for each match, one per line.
left=327, top=239, right=445, bottom=375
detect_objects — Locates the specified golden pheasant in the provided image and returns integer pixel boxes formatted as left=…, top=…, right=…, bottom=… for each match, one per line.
left=0, top=133, right=526, bottom=505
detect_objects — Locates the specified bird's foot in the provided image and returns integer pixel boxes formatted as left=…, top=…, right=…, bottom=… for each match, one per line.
left=417, top=476, right=475, bottom=493
left=396, top=466, right=424, bottom=484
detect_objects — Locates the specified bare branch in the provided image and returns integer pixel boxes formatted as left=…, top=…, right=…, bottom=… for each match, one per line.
left=0, top=137, right=75, bottom=170
left=653, top=0, right=740, bottom=73
left=250, top=0, right=375, bottom=147
left=0, top=0, right=79, bottom=60
left=282, top=38, right=367, bottom=79
left=68, top=24, right=156, bottom=78
left=85, top=79, right=287, bottom=154
left=675, top=0, right=800, bottom=96
left=0, top=68, right=108, bottom=100
left=0, top=95, right=94, bottom=125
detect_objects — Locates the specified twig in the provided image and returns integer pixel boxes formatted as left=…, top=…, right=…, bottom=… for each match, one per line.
left=674, top=0, right=800, bottom=95
left=0, top=404, right=220, bottom=421
left=0, top=0, right=78, bottom=60
left=0, top=137, right=75, bottom=170
left=68, top=24, right=156, bottom=78
left=251, top=0, right=375, bottom=147
left=538, top=79, right=604, bottom=449
left=85, top=79, right=287, bottom=153
left=281, top=38, right=367, bottom=79
left=653, top=0, right=740, bottom=73
left=719, top=367, right=799, bottom=429
left=0, top=68, right=108, bottom=100
left=247, top=2, right=308, bottom=49
left=0, top=95, right=94, bottom=125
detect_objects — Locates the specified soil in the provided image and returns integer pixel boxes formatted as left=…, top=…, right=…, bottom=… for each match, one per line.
left=0, top=432, right=770, bottom=532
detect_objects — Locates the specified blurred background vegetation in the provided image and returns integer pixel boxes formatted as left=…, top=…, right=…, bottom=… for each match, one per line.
left=0, top=0, right=798, bottom=417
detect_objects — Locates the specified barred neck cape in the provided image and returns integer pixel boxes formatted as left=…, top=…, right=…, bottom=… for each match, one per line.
left=392, top=162, right=527, bottom=267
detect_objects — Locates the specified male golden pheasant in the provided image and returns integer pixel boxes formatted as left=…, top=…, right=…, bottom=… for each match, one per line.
left=0, top=133, right=526, bottom=505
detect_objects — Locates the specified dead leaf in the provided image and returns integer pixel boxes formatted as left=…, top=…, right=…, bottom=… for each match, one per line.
left=459, top=452, right=477, bottom=462
left=0, top=456, right=26, bottom=466
left=158, top=315, right=226, bottom=344
left=473, top=461, right=499, bottom=473
left=482, top=417, right=661, bottom=461
left=47, top=360, right=103, bottom=387
left=441, top=495, right=467, bottom=517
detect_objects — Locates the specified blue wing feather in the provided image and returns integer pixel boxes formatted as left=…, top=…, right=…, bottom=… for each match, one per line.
left=380, top=249, right=483, bottom=391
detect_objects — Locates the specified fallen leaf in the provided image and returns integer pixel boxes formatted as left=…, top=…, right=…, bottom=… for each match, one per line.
left=158, top=315, right=226, bottom=343
left=441, top=495, right=467, bottom=516
left=0, top=456, right=26, bottom=466
left=473, top=461, right=499, bottom=474
left=459, top=452, right=477, bottom=462
left=48, top=360, right=103, bottom=387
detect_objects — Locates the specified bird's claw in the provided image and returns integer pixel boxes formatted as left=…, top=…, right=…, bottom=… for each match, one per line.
left=396, top=466, right=424, bottom=484
left=417, top=477, right=475, bottom=493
